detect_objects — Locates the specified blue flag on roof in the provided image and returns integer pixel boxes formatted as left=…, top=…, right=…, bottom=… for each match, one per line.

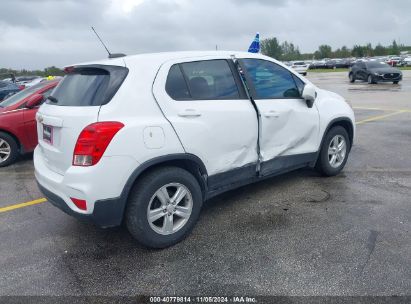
left=248, top=33, right=260, bottom=53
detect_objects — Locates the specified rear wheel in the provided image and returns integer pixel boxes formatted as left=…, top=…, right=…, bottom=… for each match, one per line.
left=0, top=132, right=19, bottom=167
left=367, top=74, right=376, bottom=84
left=316, top=126, right=350, bottom=176
left=125, top=166, right=203, bottom=248
left=349, top=73, right=355, bottom=83
left=393, top=81, right=399, bottom=84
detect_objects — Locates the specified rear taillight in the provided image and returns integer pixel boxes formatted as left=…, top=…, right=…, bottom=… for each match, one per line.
left=73, top=122, right=124, bottom=166
left=18, top=85, right=25, bottom=90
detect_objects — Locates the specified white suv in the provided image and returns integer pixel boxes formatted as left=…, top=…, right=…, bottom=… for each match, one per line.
left=34, top=51, right=355, bottom=248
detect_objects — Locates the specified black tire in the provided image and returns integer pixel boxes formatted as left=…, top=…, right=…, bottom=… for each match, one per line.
left=349, top=73, right=355, bottom=83
left=0, top=132, right=19, bottom=167
left=302, top=72, right=307, bottom=76
left=125, top=166, right=203, bottom=248
left=367, top=74, right=376, bottom=84
left=316, top=126, right=351, bottom=177
left=393, top=81, right=399, bottom=84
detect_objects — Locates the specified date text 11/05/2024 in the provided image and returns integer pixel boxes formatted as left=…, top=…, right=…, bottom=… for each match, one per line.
left=149, top=296, right=257, bottom=303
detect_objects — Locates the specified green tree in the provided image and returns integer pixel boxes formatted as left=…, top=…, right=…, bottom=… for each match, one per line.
left=281, top=41, right=302, bottom=61
left=351, top=45, right=365, bottom=57
left=374, top=43, right=387, bottom=56
left=44, top=66, right=64, bottom=76
left=364, top=43, right=374, bottom=57
left=260, top=37, right=283, bottom=60
left=391, top=40, right=400, bottom=55
left=340, top=46, right=351, bottom=58
left=316, top=45, right=332, bottom=59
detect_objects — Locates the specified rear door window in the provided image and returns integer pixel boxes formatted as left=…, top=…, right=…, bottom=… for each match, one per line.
left=167, top=60, right=240, bottom=100
left=165, top=65, right=190, bottom=100
left=48, top=66, right=128, bottom=106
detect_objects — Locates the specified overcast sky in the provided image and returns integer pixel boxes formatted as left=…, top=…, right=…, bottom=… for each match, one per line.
left=1, top=0, right=410, bottom=70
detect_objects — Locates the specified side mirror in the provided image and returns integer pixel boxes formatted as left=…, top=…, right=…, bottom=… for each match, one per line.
left=26, top=93, right=44, bottom=108
left=302, top=84, right=316, bottom=108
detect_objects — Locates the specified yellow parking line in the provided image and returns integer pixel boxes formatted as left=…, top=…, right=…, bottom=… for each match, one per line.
left=0, top=198, right=47, bottom=213
left=353, top=106, right=410, bottom=112
left=356, top=110, right=409, bottom=125
left=353, top=106, right=386, bottom=111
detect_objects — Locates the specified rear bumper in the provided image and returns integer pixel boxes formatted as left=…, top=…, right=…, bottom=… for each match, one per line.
left=34, top=146, right=139, bottom=228
left=37, top=181, right=124, bottom=227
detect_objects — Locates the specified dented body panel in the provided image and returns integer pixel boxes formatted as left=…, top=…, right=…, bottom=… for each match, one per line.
left=153, top=55, right=259, bottom=176
left=254, top=97, right=320, bottom=161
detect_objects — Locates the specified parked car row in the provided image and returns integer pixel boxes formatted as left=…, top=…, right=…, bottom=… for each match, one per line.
left=310, top=58, right=355, bottom=69
left=1, top=75, right=62, bottom=90
left=0, top=80, right=60, bottom=166
left=0, top=80, right=24, bottom=101
left=283, top=54, right=411, bottom=71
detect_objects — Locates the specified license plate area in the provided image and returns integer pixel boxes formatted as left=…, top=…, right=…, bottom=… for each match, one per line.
left=43, top=125, right=53, bottom=145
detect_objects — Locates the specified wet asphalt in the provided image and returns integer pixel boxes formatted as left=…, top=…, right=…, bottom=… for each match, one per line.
left=0, top=71, right=410, bottom=297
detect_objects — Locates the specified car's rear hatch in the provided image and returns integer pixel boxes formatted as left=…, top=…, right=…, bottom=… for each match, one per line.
left=36, top=64, right=128, bottom=175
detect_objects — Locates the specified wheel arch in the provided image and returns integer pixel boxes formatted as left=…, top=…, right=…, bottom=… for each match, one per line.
left=116, top=154, right=208, bottom=222
left=311, top=117, right=354, bottom=167
left=323, top=117, right=354, bottom=148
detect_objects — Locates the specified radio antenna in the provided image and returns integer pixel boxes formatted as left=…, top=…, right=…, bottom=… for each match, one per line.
left=91, top=26, right=126, bottom=59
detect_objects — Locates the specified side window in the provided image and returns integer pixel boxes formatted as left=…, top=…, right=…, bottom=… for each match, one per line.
left=180, top=60, right=240, bottom=100
left=292, top=74, right=305, bottom=96
left=165, top=65, right=190, bottom=100
left=241, top=59, right=300, bottom=99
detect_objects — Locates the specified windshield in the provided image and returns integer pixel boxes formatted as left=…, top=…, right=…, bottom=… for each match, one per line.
left=0, top=81, right=51, bottom=108
left=367, top=61, right=390, bottom=69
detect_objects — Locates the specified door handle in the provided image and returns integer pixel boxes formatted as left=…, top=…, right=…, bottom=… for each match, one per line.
left=264, top=110, right=279, bottom=118
left=178, top=109, right=202, bottom=117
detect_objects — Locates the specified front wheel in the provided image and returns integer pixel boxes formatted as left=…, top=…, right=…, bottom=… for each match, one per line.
left=0, top=132, right=19, bottom=167
left=393, top=81, right=399, bottom=84
left=349, top=73, right=355, bottom=83
left=125, top=166, right=203, bottom=248
left=316, top=126, right=351, bottom=176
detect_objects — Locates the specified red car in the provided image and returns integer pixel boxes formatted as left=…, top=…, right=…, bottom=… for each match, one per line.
left=0, top=80, right=59, bottom=167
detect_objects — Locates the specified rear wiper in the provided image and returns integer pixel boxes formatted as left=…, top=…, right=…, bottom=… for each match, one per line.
left=46, top=96, right=58, bottom=103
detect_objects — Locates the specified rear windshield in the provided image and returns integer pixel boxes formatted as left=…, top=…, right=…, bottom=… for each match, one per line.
left=47, top=65, right=128, bottom=106
left=366, top=61, right=390, bottom=69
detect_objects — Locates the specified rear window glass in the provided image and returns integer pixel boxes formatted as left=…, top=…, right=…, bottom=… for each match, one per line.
left=166, top=65, right=190, bottom=100
left=181, top=60, right=240, bottom=100
left=48, top=66, right=128, bottom=107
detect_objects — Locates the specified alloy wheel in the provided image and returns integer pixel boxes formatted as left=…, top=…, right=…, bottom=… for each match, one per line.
left=0, top=139, right=11, bottom=164
left=147, top=183, right=193, bottom=235
left=328, top=135, right=346, bottom=168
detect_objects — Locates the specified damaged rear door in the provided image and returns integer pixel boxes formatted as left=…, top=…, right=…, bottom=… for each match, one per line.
left=239, top=58, right=320, bottom=176
left=153, top=57, right=259, bottom=190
